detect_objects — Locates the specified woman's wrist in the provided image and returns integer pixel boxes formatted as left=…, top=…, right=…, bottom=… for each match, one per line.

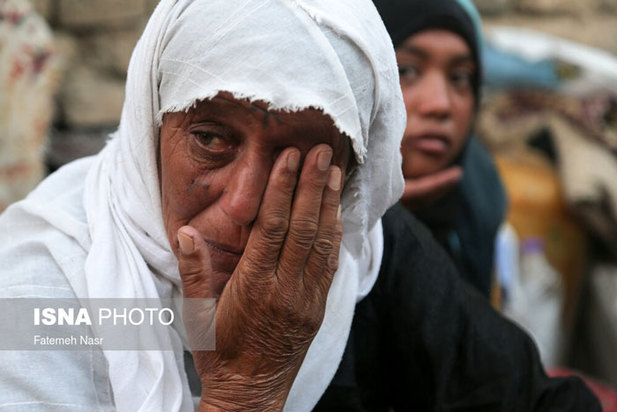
left=199, top=388, right=287, bottom=412
left=199, top=397, right=284, bottom=412
left=198, top=369, right=294, bottom=412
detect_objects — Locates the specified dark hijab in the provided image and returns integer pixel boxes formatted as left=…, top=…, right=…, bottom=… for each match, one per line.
left=374, top=0, right=507, bottom=297
left=374, top=0, right=481, bottom=102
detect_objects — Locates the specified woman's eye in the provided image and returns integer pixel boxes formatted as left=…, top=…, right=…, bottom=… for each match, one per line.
left=193, top=132, right=232, bottom=152
left=399, top=65, right=420, bottom=83
left=450, top=70, right=473, bottom=90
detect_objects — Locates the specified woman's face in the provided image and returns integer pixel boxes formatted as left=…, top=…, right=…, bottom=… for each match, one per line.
left=396, top=29, right=475, bottom=179
left=159, top=93, right=351, bottom=279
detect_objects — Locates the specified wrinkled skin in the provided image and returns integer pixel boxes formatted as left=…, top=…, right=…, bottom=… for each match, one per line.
left=396, top=29, right=475, bottom=211
left=159, top=92, right=350, bottom=411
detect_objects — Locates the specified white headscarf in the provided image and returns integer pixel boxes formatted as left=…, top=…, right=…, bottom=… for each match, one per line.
left=6, top=0, right=405, bottom=410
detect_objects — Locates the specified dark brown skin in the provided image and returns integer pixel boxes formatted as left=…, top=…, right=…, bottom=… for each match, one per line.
left=159, top=92, right=350, bottom=411
left=396, top=29, right=474, bottom=211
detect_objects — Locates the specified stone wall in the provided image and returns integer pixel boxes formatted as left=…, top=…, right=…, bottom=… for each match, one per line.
left=31, top=0, right=157, bottom=134
left=28, top=0, right=617, bottom=164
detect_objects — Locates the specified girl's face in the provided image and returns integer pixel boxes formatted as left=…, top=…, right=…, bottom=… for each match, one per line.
left=396, top=29, right=475, bottom=179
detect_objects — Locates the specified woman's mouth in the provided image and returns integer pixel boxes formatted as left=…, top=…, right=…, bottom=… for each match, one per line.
left=409, top=134, right=451, bottom=155
left=204, top=239, right=244, bottom=274
left=205, top=240, right=244, bottom=256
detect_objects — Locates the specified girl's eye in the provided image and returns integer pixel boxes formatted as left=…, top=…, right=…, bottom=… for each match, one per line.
left=399, top=65, right=420, bottom=84
left=450, top=70, right=473, bottom=90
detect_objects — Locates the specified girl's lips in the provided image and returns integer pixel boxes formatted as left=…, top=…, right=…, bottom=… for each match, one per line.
left=409, top=135, right=450, bottom=155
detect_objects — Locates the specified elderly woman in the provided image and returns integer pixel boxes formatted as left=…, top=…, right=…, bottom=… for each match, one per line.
left=0, top=0, right=599, bottom=411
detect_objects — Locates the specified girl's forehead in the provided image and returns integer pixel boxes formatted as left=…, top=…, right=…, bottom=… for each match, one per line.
left=400, top=29, right=472, bottom=57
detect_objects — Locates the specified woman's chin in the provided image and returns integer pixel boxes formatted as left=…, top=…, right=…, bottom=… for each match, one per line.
left=403, top=157, right=447, bottom=180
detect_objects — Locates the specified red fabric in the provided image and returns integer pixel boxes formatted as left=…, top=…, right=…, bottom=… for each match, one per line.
left=548, top=367, right=617, bottom=412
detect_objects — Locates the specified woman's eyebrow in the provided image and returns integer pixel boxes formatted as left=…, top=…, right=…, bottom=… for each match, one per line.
left=449, top=55, right=475, bottom=67
left=249, top=104, right=282, bottom=127
left=396, top=46, right=474, bottom=67
left=396, top=45, right=428, bottom=59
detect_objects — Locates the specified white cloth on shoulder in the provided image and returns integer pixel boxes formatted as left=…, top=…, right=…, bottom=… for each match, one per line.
left=1, top=0, right=405, bottom=410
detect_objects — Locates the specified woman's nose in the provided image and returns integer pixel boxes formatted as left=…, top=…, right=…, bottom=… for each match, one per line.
left=218, top=158, right=270, bottom=227
left=414, top=71, right=452, bottom=119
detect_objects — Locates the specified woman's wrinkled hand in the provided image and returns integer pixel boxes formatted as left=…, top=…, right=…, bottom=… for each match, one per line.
left=176, top=144, right=343, bottom=411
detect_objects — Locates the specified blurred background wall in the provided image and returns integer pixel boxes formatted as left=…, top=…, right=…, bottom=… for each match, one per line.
left=477, top=0, right=617, bottom=56
left=28, top=0, right=160, bottom=170
left=18, top=0, right=617, bottom=172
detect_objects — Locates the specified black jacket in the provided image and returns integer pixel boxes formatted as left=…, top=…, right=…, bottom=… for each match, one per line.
left=414, top=137, right=507, bottom=297
left=314, top=204, right=599, bottom=411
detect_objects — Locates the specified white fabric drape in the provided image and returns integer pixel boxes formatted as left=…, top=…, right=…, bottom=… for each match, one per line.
left=2, top=0, right=405, bottom=410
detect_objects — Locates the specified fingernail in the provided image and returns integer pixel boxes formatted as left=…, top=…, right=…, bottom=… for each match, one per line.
left=328, top=166, right=341, bottom=191
left=287, top=150, right=300, bottom=172
left=317, top=148, right=333, bottom=171
left=178, top=231, right=194, bottom=255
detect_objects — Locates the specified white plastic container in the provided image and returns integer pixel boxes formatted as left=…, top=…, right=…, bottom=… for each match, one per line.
left=504, top=237, right=565, bottom=367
